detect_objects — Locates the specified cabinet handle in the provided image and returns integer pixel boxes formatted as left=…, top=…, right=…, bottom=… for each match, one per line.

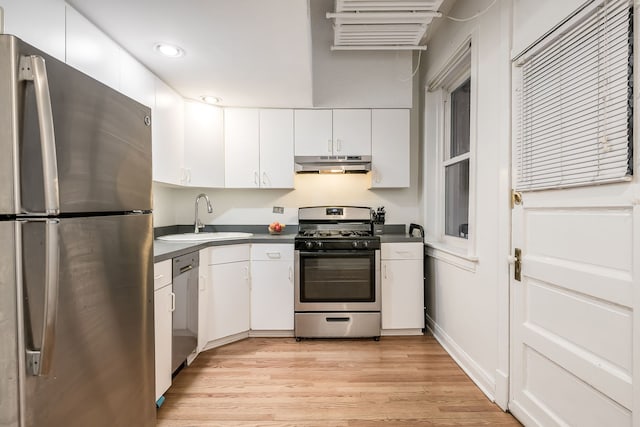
left=262, top=171, right=268, bottom=186
left=375, top=170, right=381, bottom=183
left=288, top=266, right=293, bottom=283
left=187, top=169, right=192, bottom=184
left=383, top=264, right=388, bottom=279
left=154, top=274, right=164, bottom=280
left=244, top=266, right=250, bottom=281
left=170, top=292, right=176, bottom=312
left=395, top=251, right=413, bottom=257
left=336, top=139, right=342, bottom=152
left=266, top=252, right=281, bottom=259
left=254, top=171, right=259, bottom=186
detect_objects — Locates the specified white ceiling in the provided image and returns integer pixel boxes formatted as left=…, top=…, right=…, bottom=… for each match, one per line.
left=67, top=0, right=314, bottom=107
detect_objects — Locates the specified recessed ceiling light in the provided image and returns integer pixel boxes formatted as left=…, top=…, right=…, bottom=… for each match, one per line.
left=154, top=43, right=184, bottom=58
left=200, top=96, right=221, bottom=105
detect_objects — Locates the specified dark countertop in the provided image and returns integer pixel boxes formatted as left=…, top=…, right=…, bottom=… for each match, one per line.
left=153, top=232, right=422, bottom=263
left=379, top=234, right=423, bottom=244
left=154, top=233, right=295, bottom=263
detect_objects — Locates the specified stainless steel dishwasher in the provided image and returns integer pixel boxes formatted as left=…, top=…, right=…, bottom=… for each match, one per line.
left=171, top=252, right=199, bottom=372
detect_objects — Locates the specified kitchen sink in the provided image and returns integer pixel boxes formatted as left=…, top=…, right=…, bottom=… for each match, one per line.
left=157, top=232, right=253, bottom=242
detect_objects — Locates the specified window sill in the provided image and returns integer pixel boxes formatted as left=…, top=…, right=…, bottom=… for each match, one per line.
left=425, top=241, right=478, bottom=272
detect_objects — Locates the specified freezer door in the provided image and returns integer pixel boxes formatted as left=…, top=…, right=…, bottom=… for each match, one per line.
left=20, top=214, right=155, bottom=427
left=0, top=222, right=20, bottom=426
left=4, top=35, right=152, bottom=214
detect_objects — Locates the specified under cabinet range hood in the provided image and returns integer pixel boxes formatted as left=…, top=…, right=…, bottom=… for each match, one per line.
left=295, top=155, right=372, bottom=173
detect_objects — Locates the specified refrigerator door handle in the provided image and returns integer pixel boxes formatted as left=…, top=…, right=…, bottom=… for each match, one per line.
left=19, top=55, right=60, bottom=215
left=25, top=219, right=60, bottom=376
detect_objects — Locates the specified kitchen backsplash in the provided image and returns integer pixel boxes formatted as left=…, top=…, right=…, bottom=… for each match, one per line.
left=152, top=173, right=420, bottom=227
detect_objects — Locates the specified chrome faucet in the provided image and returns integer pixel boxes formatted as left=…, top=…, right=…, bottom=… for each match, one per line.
left=194, top=193, right=213, bottom=233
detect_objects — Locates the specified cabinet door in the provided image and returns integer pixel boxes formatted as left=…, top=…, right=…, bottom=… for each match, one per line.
left=332, top=109, right=371, bottom=156
left=259, top=109, right=294, bottom=188
left=294, top=109, right=333, bottom=156
left=224, top=109, right=260, bottom=188
left=152, top=78, right=184, bottom=185
left=371, top=109, right=410, bottom=188
left=184, top=101, right=225, bottom=187
left=250, top=260, right=294, bottom=330
left=197, top=250, right=209, bottom=352
left=207, top=261, right=251, bottom=341
left=119, top=50, right=155, bottom=108
left=65, top=6, right=121, bottom=90
left=3, top=0, right=66, bottom=61
left=154, top=284, right=173, bottom=401
left=381, top=260, right=424, bottom=330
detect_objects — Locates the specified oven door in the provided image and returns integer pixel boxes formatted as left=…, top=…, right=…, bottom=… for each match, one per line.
left=294, top=249, right=381, bottom=312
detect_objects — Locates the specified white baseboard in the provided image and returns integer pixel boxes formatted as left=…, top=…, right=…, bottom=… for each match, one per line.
left=201, top=331, right=250, bottom=351
left=381, top=328, right=424, bottom=336
left=248, top=330, right=295, bottom=338
left=425, top=314, right=496, bottom=402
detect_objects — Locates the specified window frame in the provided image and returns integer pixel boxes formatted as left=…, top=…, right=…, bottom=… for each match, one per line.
left=433, top=44, right=477, bottom=254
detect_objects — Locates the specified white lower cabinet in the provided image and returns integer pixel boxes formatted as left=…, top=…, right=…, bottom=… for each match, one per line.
left=380, top=243, right=424, bottom=333
left=153, top=260, right=173, bottom=402
left=205, top=245, right=251, bottom=342
left=250, top=244, right=294, bottom=331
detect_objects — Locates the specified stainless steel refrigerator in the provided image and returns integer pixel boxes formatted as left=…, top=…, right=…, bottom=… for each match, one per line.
left=0, top=35, right=155, bottom=426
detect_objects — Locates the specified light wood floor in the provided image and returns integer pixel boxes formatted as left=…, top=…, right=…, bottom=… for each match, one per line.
left=157, top=335, right=521, bottom=426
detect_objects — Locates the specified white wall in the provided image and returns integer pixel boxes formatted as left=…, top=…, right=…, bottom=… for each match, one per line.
left=309, top=0, right=413, bottom=108
left=155, top=172, right=421, bottom=227
left=420, top=0, right=512, bottom=406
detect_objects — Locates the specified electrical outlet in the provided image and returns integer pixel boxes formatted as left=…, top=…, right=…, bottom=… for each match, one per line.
left=272, top=206, right=284, bottom=214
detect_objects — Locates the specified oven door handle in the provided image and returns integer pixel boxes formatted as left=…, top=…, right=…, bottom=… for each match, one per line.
left=298, top=250, right=376, bottom=257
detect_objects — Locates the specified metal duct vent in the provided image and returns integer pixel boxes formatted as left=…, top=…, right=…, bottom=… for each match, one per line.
left=327, top=0, right=444, bottom=51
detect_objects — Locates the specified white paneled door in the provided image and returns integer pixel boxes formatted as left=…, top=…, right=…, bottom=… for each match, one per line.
left=509, top=186, right=638, bottom=426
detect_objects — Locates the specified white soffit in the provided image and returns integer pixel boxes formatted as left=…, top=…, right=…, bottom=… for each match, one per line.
left=327, top=0, right=444, bottom=50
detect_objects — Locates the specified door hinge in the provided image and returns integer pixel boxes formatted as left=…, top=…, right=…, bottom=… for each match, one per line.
left=514, top=248, right=522, bottom=281
left=511, top=190, right=523, bottom=209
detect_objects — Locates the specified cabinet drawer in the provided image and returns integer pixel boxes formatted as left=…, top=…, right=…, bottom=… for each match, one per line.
left=251, top=244, right=294, bottom=261
left=154, top=260, right=172, bottom=290
left=207, top=244, right=251, bottom=265
left=381, top=243, right=423, bottom=260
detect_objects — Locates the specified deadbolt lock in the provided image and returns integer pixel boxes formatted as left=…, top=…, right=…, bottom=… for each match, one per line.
left=511, top=190, right=523, bottom=208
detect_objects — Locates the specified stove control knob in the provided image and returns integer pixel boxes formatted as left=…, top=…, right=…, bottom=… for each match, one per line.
left=305, top=241, right=314, bottom=249
left=362, top=241, right=369, bottom=249
left=352, top=241, right=360, bottom=249
left=316, top=241, right=323, bottom=249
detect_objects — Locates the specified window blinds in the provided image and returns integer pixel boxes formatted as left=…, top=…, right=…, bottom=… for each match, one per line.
left=514, top=0, right=633, bottom=191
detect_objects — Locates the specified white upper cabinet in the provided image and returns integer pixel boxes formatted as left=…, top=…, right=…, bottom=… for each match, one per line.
left=2, top=0, right=66, bottom=61
left=224, top=108, right=260, bottom=188
left=118, top=50, right=155, bottom=108
left=332, top=109, right=371, bottom=156
left=225, top=108, right=294, bottom=189
left=65, top=6, right=120, bottom=90
left=153, top=78, right=184, bottom=185
left=184, top=101, right=225, bottom=188
left=294, top=110, right=333, bottom=156
left=370, top=109, right=410, bottom=188
left=294, top=109, right=372, bottom=157
left=259, top=109, right=294, bottom=188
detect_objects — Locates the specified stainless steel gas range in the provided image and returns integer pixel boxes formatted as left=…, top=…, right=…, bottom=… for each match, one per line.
left=294, top=206, right=381, bottom=340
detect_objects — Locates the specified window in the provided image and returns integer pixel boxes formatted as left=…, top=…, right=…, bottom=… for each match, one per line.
left=425, top=38, right=474, bottom=251
left=444, top=78, right=471, bottom=239
left=514, top=0, right=633, bottom=190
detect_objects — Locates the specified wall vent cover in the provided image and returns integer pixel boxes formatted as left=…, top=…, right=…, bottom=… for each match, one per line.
left=327, top=0, right=444, bottom=51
